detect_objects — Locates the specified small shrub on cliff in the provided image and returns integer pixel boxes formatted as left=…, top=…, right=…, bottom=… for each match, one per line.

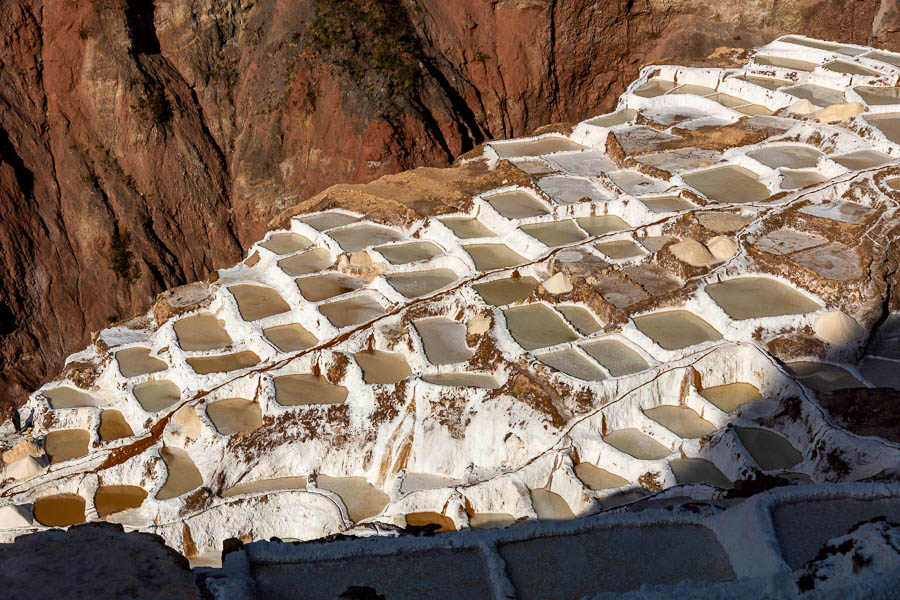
left=310, top=0, right=423, bottom=94
left=108, top=229, right=141, bottom=284
left=77, top=26, right=90, bottom=41
left=131, top=91, right=171, bottom=124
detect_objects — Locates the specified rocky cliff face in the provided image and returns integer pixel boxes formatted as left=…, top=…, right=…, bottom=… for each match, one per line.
left=0, top=0, right=898, bottom=407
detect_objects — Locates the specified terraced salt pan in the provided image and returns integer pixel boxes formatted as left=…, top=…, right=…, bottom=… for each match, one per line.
left=556, top=305, right=602, bottom=334
left=412, top=317, right=474, bottom=364
left=375, top=241, right=443, bottom=265
left=259, top=232, right=312, bottom=255
left=43, top=386, right=99, bottom=409
left=520, top=220, right=587, bottom=247
left=858, top=357, right=900, bottom=389
left=594, top=239, right=645, bottom=259
left=221, top=476, right=308, bottom=498
left=644, top=406, right=715, bottom=438
left=273, top=374, right=348, bottom=406
left=829, top=149, right=893, bottom=170
left=116, top=347, right=167, bottom=377
left=228, top=284, right=290, bottom=321
left=639, top=196, right=696, bottom=213
left=400, top=473, right=458, bottom=494
left=754, top=229, right=827, bottom=255
left=603, top=429, right=671, bottom=460
left=473, top=276, right=539, bottom=306
left=863, top=112, right=900, bottom=144
left=33, top=494, right=86, bottom=527
left=669, top=458, right=732, bottom=488
left=327, top=223, right=404, bottom=252
left=747, top=146, right=822, bottom=169
left=173, top=314, right=232, bottom=351
left=94, top=485, right=147, bottom=518
left=669, top=83, right=717, bottom=97
left=735, top=427, right=802, bottom=471
left=186, top=351, right=260, bottom=375
left=513, top=159, right=555, bottom=174
left=485, top=190, right=550, bottom=218
left=318, top=295, right=385, bottom=328
left=705, top=277, right=820, bottom=319
left=785, top=361, right=864, bottom=393
left=133, top=379, right=181, bottom=412
left=608, top=170, right=669, bottom=195
left=734, top=74, right=792, bottom=91
left=353, top=351, right=413, bottom=385
left=406, top=512, right=456, bottom=531
left=575, top=215, right=630, bottom=235
left=612, top=126, right=681, bottom=155
left=634, top=148, right=720, bottom=173
left=537, top=176, right=607, bottom=204
left=499, top=525, right=734, bottom=598
left=799, top=201, right=874, bottom=227
left=462, top=244, right=528, bottom=270
left=530, top=488, right=575, bottom=520
left=536, top=348, right=606, bottom=381
left=262, top=323, right=317, bottom=352
left=580, top=339, right=649, bottom=376
left=297, top=212, right=359, bottom=231
left=296, top=273, right=363, bottom=301
left=13, top=37, right=900, bottom=568
left=780, top=169, right=827, bottom=190
left=699, top=382, right=762, bottom=413
left=206, top=398, right=262, bottom=435
left=420, top=373, right=501, bottom=389
left=503, top=304, right=580, bottom=350
left=823, top=60, right=881, bottom=76
left=543, top=150, right=615, bottom=176
left=585, top=109, right=637, bottom=127
left=855, top=86, right=900, bottom=106
left=781, top=35, right=866, bottom=55
left=277, top=248, right=334, bottom=276
left=754, top=55, right=817, bottom=71
left=633, top=310, right=722, bottom=350
left=574, top=462, right=628, bottom=490
left=156, top=447, right=203, bottom=500
left=45, top=429, right=90, bottom=464
left=98, top=409, right=134, bottom=441
left=632, top=78, right=679, bottom=98
left=385, top=269, right=458, bottom=298
left=470, top=513, right=516, bottom=529
left=863, top=50, right=900, bottom=67
left=682, top=166, right=770, bottom=204
left=491, top=136, right=587, bottom=158
left=438, top=217, right=496, bottom=239
left=316, top=475, right=389, bottom=522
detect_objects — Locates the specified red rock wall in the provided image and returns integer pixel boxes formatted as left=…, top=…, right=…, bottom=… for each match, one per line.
left=0, top=0, right=896, bottom=405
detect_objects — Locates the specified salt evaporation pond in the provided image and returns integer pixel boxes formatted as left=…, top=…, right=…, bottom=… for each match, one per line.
left=227, top=284, right=291, bottom=321
left=705, top=277, right=820, bottom=319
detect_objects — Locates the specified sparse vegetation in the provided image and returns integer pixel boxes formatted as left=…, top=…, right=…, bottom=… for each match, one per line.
left=108, top=229, right=141, bottom=284
left=81, top=172, right=100, bottom=189
left=474, top=51, right=490, bottom=64
left=310, top=0, right=423, bottom=96
left=131, top=91, right=171, bottom=124
left=77, top=26, right=90, bottom=41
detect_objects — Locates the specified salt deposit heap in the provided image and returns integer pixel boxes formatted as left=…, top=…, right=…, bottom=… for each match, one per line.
left=2, top=35, right=900, bottom=597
